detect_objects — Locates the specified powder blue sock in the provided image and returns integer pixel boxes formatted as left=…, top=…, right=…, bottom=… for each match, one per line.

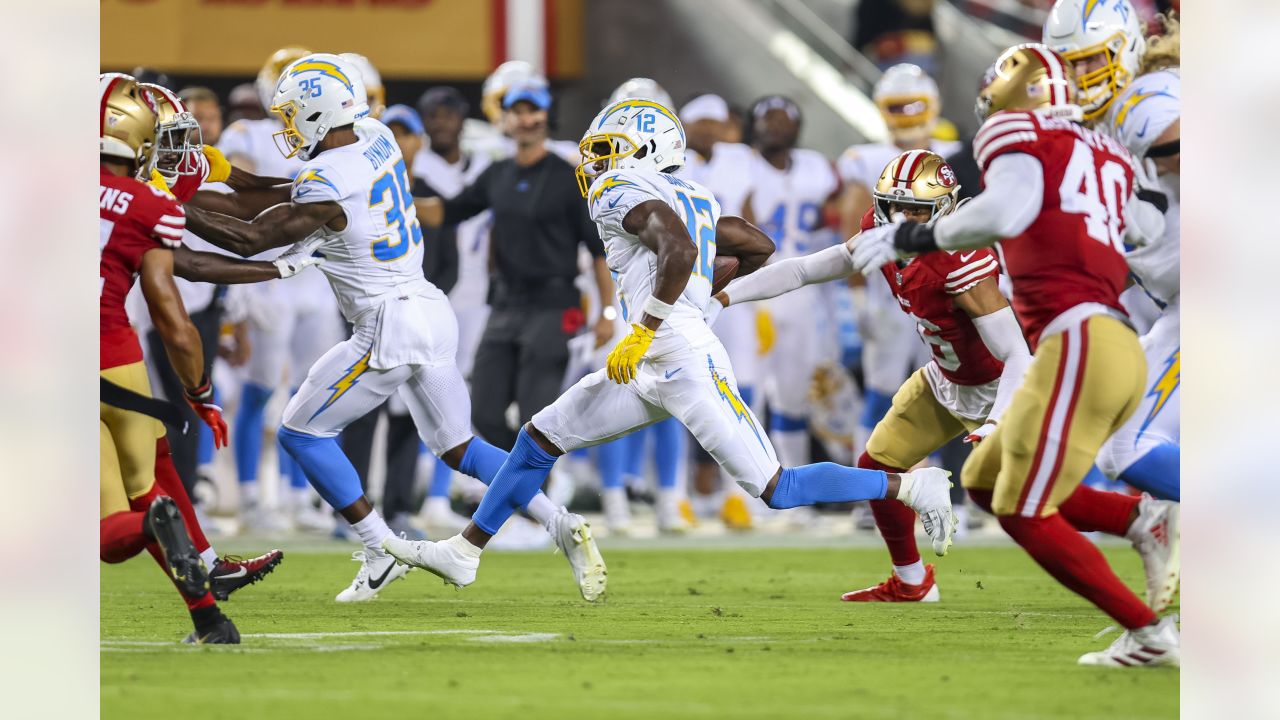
left=234, top=382, right=272, bottom=484
left=280, top=388, right=310, bottom=489
left=458, top=437, right=508, bottom=485
left=1119, top=444, right=1180, bottom=501
left=471, top=428, right=558, bottom=535
left=429, top=456, right=453, bottom=498
left=277, top=426, right=364, bottom=511
left=653, top=418, right=684, bottom=489
left=597, top=437, right=627, bottom=489
left=767, top=463, right=888, bottom=509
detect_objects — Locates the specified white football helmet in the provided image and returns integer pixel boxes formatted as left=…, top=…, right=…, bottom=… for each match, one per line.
left=873, top=64, right=941, bottom=143
left=606, top=78, right=673, bottom=111
left=340, top=52, right=385, bottom=119
left=270, top=53, right=369, bottom=161
left=140, top=83, right=204, bottom=185
left=482, top=60, right=543, bottom=123
left=576, top=98, right=686, bottom=198
left=1042, top=0, right=1145, bottom=121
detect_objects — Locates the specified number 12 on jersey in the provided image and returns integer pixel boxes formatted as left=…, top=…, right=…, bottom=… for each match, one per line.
left=675, top=190, right=715, bottom=282
left=369, top=158, right=423, bottom=262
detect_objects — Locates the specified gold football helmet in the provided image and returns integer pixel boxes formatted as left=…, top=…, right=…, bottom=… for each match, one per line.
left=99, top=73, right=159, bottom=175
left=256, top=46, right=313, bottom=111
left=872, top=150, right=960, bottom=227
left=140, top=83, right=203, bottom=184
left=974, top=43, right=1082, bottom=123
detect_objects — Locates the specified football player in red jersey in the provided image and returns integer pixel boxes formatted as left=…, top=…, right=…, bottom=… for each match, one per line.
left=851, top=45, right=1178, bottom=667
left=101, top=75, right=321, bottom=640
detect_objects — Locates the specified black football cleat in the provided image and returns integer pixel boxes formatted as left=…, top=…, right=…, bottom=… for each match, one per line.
left=210, top=549, right=284, bottom=601
left=182, top=611, right=241, bottom=645
left=143, top=496, right=209, bottom=598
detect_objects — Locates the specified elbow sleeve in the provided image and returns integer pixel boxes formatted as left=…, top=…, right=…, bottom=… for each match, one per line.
left=972, top=306, right=1027, bottom=362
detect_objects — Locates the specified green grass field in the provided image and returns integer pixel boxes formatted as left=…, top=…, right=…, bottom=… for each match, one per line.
left=102, top=540, right=1177, bottom=719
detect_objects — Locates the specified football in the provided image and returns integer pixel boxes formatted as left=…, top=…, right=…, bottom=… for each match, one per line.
left=711, top=255, right=741, bottom=294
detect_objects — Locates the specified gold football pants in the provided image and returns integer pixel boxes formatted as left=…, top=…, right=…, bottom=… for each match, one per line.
left=100, top=362, right=165, bottom=518
left=865, top=367, right=981, bottom=470
left=961, top=315, right=1145, bottom=517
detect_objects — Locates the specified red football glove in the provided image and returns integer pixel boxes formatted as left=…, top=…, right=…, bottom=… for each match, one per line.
left=185, top=376, right=229, bottom=449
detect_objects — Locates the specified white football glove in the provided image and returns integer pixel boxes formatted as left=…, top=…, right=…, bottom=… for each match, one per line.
left=273, top=238, right=326, bottom=278
left=849, top=222, right=902, bottom=276
left=963, top=421, right=997, bottom=445
left=702, top=296, right=725, bottom=328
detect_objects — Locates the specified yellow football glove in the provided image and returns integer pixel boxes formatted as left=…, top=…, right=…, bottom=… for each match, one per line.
left=202, top=144, right=231, bottom=183
left=606, top=323, right=656, bottom=384
left=755, top=309, right=776, bottom=356
left=147, top=169, right=173, bottom=195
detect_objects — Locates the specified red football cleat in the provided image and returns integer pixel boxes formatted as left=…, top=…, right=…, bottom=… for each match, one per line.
left=841, top=564, right=940, bottom=602
left=209, top=549, right=284, bottom=601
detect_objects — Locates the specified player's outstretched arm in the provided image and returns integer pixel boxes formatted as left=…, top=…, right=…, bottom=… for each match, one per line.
left=185, top=201, right=342, bottom=258
left=714, top=216, right=774, bottom=277
left=173, top=245, right=280, bottom=284
left=954, top=277, right=1032, bottom=442
left=891, top=154, right=1045, bottom=257
left=717, top=243, right=851, bottom=308
left=188, top=186, right=293, bottom=220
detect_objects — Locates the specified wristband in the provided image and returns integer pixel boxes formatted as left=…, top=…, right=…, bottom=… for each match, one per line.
left=893, top=221, right=940, bottom=255
left=642, top=295, right=675, bottom=321
left=602, top=306, right=618, bottom=321
left=184, top=374, right=214, bottom=403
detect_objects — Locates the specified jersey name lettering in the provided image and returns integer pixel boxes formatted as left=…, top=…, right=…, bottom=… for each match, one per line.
left=362, top=135, right=397, bottom=169
left=99, top=186, right=133, bottom=215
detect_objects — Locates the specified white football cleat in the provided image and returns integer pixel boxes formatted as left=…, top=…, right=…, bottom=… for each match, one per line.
left=335, top=549, right=410, bottom=602
left=655, top=493, right=691, bottom=534
left=382, top=534, right=479, bottom=588
left=602, top=488, right=632, bottom=535
left=419, top=497, right=471, bottom=534
left=1126, top=494, right=1180, bottom=612
left=550, top=510, right=607, bottom=602
left=899, top=467, right=957, bottom=556
left=1078, top=615, right=1180, bottom=668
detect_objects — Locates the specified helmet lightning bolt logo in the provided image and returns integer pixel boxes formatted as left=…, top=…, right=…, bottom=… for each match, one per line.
left=708, top=355, right=766, bottom=450
left=1135, top=349, right=1178, bottom=445
left=288, top=60, right=355, bottom=93
left=309, top=348, right=372, bottom=421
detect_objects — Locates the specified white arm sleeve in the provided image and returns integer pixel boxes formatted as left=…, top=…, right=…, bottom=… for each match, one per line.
left=1123, top=189, right=1166, bottom=247
left=934, top=154, right=1044, bottom=250
left=721, top=243, right=853, bottom=306
left=971, top=305, right=1031, bottom=424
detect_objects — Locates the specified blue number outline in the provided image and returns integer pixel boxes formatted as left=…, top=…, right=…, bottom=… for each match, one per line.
left=369, top=158, right=423, bottom=262
left=675, top=190, right=715, bottom=281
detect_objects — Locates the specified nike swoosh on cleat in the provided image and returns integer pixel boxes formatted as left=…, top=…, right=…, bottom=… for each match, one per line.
left=366, top=562, right=396, bottom=590
left=665, top=368, right=682, bottom=379
left=215, top=567, right=247, bottom=580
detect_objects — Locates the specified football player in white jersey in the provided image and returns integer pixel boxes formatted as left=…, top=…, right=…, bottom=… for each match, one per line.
left=837, top=64, right=960, bottom=454
left=184, top=54, right=599, bottom=603
left=1044, top=1, right=1180, bottom=501
left=741, top=95, right=842, bottom=473
left=218, top=46, right=346, bottom=532
left=382, top=98, right=958, bottom=597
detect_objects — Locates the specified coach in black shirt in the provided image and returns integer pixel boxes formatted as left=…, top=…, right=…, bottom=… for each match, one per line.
left=421, top=82, right=613, bottom=449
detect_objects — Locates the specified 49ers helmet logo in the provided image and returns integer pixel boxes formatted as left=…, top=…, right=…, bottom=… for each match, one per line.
left=938, top=164, right=957, bottom=187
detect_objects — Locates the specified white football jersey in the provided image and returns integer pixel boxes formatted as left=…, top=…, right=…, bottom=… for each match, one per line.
left=682, top=142, right=755, bottom=216
left=217, top=117, right=305, bottom=180
left=745, top=148, right=838, bottom=261
left=837, top=139, right=962, bottom=193
left=292, top=118, right=433, bottom=323
left=587, top=168, right=721, bottom=355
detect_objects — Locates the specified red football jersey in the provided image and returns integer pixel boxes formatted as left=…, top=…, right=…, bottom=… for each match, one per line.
left=973, top=111, right=1136, bottom=349
left=861, top=209, right=1004, bottom=386
left=100, top=166, right=186, bottom=370
left=168, top=151, right=209, bottom=204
